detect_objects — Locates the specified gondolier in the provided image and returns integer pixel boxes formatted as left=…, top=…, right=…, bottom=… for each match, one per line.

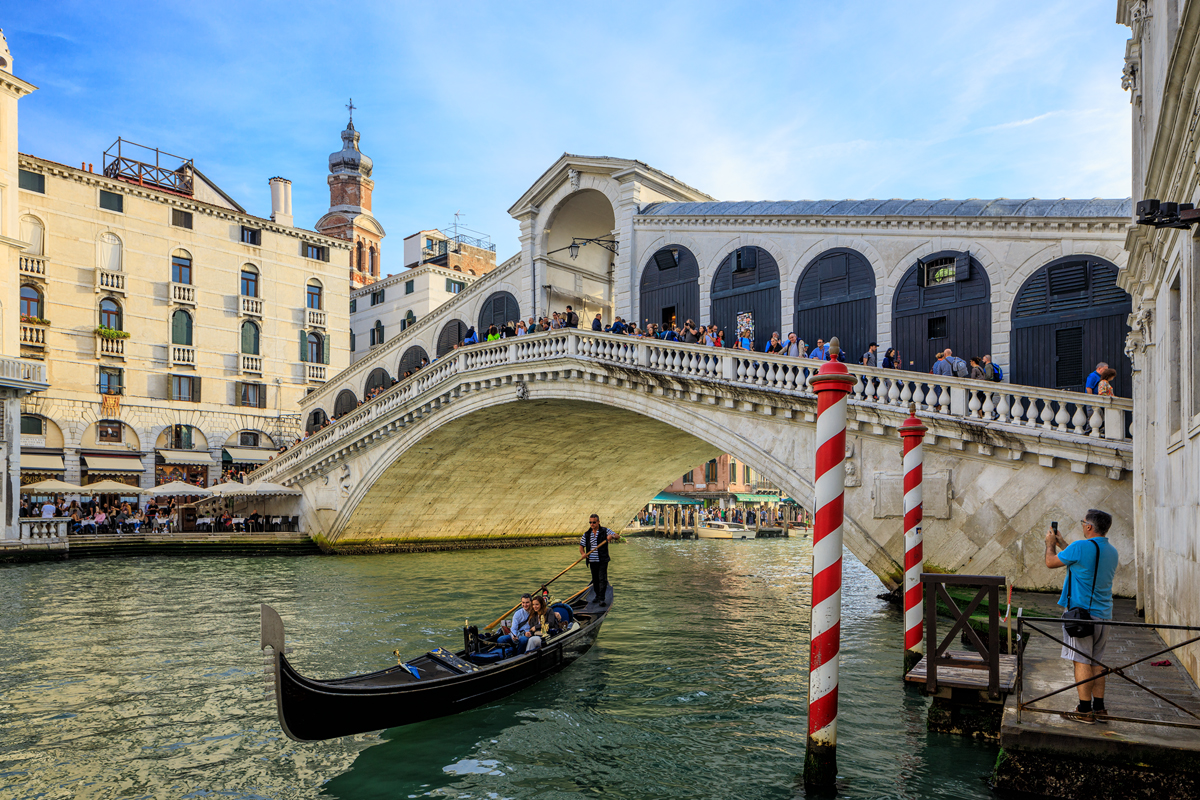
left=579, top=514, right=619, bottom=607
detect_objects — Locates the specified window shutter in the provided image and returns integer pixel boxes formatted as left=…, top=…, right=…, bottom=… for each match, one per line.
left=193, top=376, right=202, bottom=404
left=299, top=329, right=308, bottom=362
left=379, top=288, right=385, bottom=303
left=954, top=252, right=971, bottom=282
left=234, top=381, right=243, bottom=407
left=323, top=334, right=331, bottom=364
left=916, top=257, right=927, bottom=288
left=258, top=384, right=267, bottom=409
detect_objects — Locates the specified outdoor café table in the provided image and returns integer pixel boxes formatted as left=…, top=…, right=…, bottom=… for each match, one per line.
left=232, top=517, right=244, bottom=532
left=197, top=517, right=212, bottom=532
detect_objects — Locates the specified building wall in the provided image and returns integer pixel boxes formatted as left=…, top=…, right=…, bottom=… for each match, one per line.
left=660, top=454, right=757, bottom=497
left=15, top=154, right=350, bottom=489
left=1118, top=0, right=1200, bottom=682
left=349, top=263, right=479, bottom=365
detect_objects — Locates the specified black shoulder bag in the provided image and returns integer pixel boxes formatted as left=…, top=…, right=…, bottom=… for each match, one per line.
left=1061, top=540, right=1101, bottom=639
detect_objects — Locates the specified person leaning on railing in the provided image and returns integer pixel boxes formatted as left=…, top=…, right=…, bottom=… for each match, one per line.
left=1044, top=509, right=1119, bottom=724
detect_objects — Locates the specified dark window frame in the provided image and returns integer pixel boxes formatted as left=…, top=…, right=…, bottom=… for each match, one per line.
left=240, top=226, right=262, bottom=246
left=19, top=169, right=45, bottom=193
left=20, top=415, right=44, bottom=436
left=97, top=420, right=123, bottom=443
left=99, top=367, right=123, bottom=395
left=99, top=298, right=122, bottom=330
left=240, top=269, right=258, bottom=298
left=171, top=208, right=193, bottom=229
left=99, top=189, right=124, bottom=213
left=172, top=254, right=192, bottom=285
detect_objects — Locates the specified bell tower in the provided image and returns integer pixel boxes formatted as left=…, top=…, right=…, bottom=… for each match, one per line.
left=315, top=100, right=386, bottom=288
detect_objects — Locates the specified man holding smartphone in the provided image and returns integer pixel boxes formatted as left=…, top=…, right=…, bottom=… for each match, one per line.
left=1044, top=510, right=1119, bottom=723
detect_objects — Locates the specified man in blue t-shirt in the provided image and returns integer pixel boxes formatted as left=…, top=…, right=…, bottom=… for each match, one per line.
left=1085, top=362, right=1108, bottom=394
left=1045, top=509, right=1119, bottom=723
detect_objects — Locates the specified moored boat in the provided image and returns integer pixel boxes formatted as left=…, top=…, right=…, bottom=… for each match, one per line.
left=260, top=585, right=613, bottom=741
left=695, top=520, right=754, bottom=539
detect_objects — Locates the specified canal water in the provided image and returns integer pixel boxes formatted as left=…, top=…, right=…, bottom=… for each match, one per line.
left=0, top=538, right=998, bottom=799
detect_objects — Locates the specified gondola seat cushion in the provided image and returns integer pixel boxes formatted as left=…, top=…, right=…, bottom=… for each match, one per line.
left=552, top=603, right=573, bottom=626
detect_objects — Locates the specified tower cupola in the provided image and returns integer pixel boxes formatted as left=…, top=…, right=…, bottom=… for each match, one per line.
left=328, top=120, right=373, bottom=177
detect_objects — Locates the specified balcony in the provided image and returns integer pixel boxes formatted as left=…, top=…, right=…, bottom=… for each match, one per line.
left=171, top=345, right=195, bottom=366
left=306, top=309, right=327, bottom=329
left=306, top=364, right=327, bottom=383
left=20, top=324, right=46, bottom=351
left=96, top=268, right=126, bottom=294
left=170, top=282, right=196, bottom=306
left=241, top=354, right=263, bottom=374
left=240, top=296, right=263, bottom=317
left=19, top=255, right=46, bottom=279
left=96, top=335, right=126, bottom=359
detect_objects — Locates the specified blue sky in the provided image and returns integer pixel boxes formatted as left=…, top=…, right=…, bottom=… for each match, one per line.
left=6, top=1, right=1131, bottom=263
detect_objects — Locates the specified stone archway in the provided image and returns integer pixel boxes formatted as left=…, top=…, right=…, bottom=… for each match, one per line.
left=540, top=189, right=617, bottom=318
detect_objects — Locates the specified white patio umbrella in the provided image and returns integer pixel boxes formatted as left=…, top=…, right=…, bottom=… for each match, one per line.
left=243, top=481, right=302, bottom=497
left=146, top=481, right=213, bottom=497
left=20, top=478, right=84, bottom=493
left=80, top=479, right=142, bottom=494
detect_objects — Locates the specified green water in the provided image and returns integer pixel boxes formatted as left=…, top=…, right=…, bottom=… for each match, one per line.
left=0, top=538, right=998, bottom=799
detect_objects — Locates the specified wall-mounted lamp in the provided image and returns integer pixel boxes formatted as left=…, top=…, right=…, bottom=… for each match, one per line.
left=548, top=237, right=619, bottom=260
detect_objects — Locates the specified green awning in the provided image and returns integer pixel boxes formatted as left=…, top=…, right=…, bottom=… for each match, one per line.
left=734, top=493, right=781, bottom=502
left=651, top=492, right=703, bottom=506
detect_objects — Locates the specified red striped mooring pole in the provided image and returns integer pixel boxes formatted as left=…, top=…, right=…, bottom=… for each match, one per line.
left=900, top=404, right=928, bottom=673
left=803, top=337, right=857, bottom=791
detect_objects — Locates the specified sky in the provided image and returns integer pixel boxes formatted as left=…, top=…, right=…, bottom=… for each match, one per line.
left=5, top=1, right=1132, bottom=264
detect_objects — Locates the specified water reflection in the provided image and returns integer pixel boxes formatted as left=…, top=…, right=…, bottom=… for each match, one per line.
left=0, top=539, right=998, bottom=799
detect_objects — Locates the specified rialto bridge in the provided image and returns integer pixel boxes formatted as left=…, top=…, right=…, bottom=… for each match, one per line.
left=254, top=330, right=1134, bottom=594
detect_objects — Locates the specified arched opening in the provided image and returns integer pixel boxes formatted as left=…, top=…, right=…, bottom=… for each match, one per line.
left=20, top=285, right=43, bottom=319
left=365, top=367, right=391, bottom=396
left=639, top=245, right=699, bottom=330
left=478, top=291, right=520, bottom=333
left=155, top=423, right=207, bottom=451
left=401, top=310, right=416, bottom=331
left=172, top=249, right=193, bottom=284
left=307, top=280, right=324, bottom=310
left=399, top=345, right=429, bottom=376
left=334, top=389, right=359, bottom=417
left=97, top=232, right=122, bottom=272
left=710, top=246, right=781, bottom=352
left=306, top=409, right=329, bottom=434
left=100, top=298, right=123, bottom=330
left=241, top=264, right=259, bottom=297
left=20, top=215, right=44, bottom=256
left=1010, top=256, right=1132, bottom=395
left=241, top=320, right=260, bottom=355
left=369, top=245, right=377, bottom=275
left=794, top=248, right=876, bottom=360
left=892, top=251, right=991, bottom=371
left=171, top=309, right=193, bottom=346
left=356, top=241, right=364, bottom=272
left=542, top=188, right=617, bottom=314
left=307, top=332, right=325, bottom=363
left=437, top=319, right=469, bottom=356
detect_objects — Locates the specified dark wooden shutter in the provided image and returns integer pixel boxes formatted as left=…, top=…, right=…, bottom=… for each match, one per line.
left=916, top=257, right=927, bottom=288
left=654, top=249, right=677, bottom=270
left=192, top=376, right=202, bottom=404
left=258, top=384, right=267, bottom=408
left=234, top=381, right=243, bottom=407
left=1048, top=262, right=1089, bottom=312
left=954, top=252, right=971, bottom=282
left=1054, top=327, right=1084, bottom=389
left=299, top=329, right=308, bottom=362
left=323, top=334, right=331, bottom=364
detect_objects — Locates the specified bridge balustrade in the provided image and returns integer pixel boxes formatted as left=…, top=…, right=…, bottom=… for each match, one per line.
left=257, top=330, right=1132, bottom=484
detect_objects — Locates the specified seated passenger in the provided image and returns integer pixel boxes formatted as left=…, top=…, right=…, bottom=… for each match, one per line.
left=497, top=593, right=534, bottom=652
left=525, top=595, right=557, bottom=652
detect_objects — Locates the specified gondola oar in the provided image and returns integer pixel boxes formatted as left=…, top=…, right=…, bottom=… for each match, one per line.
left=483, top=540, right=606, bottom=631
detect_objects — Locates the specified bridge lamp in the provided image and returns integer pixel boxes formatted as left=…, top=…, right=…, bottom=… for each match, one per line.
left=568, top=241, right=581, bottom=259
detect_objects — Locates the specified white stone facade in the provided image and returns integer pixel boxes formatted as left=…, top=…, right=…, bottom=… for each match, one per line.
left=349, top=263, right=479, bottom=365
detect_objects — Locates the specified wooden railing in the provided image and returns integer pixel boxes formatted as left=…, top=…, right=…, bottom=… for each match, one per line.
left=923, top=573, right=1004, bottom=699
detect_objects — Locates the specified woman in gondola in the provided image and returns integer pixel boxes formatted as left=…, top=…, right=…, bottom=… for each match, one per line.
left=524, top=595, right=554, bottom=652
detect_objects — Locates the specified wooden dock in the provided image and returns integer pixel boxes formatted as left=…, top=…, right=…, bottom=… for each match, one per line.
left=905, top=650, right=1017, bottom=693
left=993, top=598, right=1200, bottom=798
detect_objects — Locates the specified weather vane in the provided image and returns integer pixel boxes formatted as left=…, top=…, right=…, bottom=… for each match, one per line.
left=347, top=98, right=356, bottom=123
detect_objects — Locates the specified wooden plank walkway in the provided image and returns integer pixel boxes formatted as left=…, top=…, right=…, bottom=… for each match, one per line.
left=994, top=597, right=1200, bottom=798
left=905, top=649, right=1017, bottom=693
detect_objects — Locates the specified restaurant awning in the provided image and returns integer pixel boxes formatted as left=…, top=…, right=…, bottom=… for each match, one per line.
left=21, top=453, right=64, bottom=471
left=157, top=449, right=216, bottom=466
left=651, top=492, right=703, bottom=506
left=734, top=493, right=781, bottom=503
left=223, top=447, right=273, bottom=464
left=82, top=454, right=144, bottom=473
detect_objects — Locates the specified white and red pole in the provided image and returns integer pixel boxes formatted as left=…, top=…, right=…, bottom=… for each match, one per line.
left=804, top=337, right=857, bottom=791
left=899, top=403, right=928, bottom=673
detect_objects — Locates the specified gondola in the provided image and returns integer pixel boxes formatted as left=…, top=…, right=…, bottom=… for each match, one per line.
left=260, top=584, right=613, bottom=741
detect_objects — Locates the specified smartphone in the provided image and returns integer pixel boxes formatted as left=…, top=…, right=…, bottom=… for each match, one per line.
left=1051, top=521, right=1058, bottom=531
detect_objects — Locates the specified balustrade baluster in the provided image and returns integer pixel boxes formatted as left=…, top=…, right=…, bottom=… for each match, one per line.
left=1055, top=402, right=1072, bottom=432
left=853, top=375, right=866, bottom=402
left=1071, top=404, right=1087, bottom=435
left=755, top=361, right=767, bottom=386
left=968, top=391, right=982, bottom=418
left=938, top=384, right=951, bottom=414
left=1040, top=400, right=1055, bottom=429
left=1089, top=406, right=1104, bottom=438
left=981, top=392, right=995, bottom=420
left=995, top=393, right=1010, bottom=423
left=736, top=359, right=748, bottom=383
left=891, top=379, right=904, bottom=406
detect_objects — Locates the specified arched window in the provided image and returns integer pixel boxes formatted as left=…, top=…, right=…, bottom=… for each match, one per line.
left=307, top=281, right=323, bottom=310
left=171, top=249, right=192, bottom=284
left=97, top=232, right=122, bottom=271
left=20, top=285, right=42, bottom=318
left=240, top=265, right=259, bottom=297
left=171, top=309, right=193, bottom=346
left=20, top=216, right=44, bottom=256
left=334, top=390, right=358, bottom=417
left=401, top=310, right=416, bottom=331
left=369, top=246, right=377, bottom=275
left=356, top=241, right=364, bottom=272
left=100, top=298, right=122, bottom=330
left=307, top=332, right=324, bottom=363
left=241, top=321, right=260, bottom=355
left=371, top=320, right=384, bottom=346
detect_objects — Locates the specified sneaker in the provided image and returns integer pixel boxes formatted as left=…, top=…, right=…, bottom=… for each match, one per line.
left=1061, top=709, right=1095, bottom=725
left=1092, top=708, right=1110, bottom=724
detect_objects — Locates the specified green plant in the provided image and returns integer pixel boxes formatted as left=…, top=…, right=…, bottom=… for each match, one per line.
left=20, top=314, right=50, bottom=326
left=94, top=325, right=130, bottom=340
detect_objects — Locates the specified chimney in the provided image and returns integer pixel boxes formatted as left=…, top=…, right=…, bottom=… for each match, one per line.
left=269, top=177, right=293, bottom=227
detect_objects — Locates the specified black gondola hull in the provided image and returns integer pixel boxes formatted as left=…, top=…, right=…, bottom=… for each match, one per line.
left=262, top=587, right=612, bottom=741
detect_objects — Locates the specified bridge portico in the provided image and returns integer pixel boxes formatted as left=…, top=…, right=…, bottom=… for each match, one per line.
left=256, top=331, right=1133, bottom=594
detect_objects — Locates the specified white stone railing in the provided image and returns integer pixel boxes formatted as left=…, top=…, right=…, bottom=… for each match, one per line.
left=241, top=296, right=263, bottom=316
left=20, top=324, right=46, bottom=348
left=242, top=354, right=263, bottom=374
left=171, top=345, right=196, bottom=366
left=20, top=518, right=67, bottom=540
left=307, top=364, right=327, bottom=382
left=19, top=254, right=46, bottom=277
left=253, top=330, right=1133, bottom=483
left=306, top=309, right=326, bottom=329
left=96, top=268, right=125, bottom=293
left=170, top=282, right=196, bottom=305
left=0, top=356, right=47, bottom=387
left=96, top=335, right=126, bottom=358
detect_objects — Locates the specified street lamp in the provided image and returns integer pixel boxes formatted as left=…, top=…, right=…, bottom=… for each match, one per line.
left=548, top=237, right=620, bottom=260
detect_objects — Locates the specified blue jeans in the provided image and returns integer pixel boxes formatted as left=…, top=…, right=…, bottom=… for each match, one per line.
left=496, top=633, right=529, bottom=653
